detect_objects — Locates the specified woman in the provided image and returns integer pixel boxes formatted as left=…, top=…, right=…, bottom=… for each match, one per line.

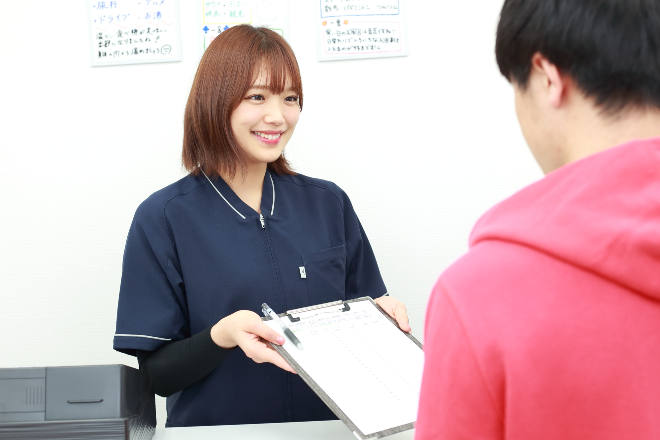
left=113, top=25, right=410, bottom=427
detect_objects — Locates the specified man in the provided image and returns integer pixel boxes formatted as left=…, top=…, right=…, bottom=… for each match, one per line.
left=416, top=0, right=660, bottom=439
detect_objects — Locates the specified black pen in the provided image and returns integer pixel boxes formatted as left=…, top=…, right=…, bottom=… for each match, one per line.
left=262, top=303, right=304, bottom=351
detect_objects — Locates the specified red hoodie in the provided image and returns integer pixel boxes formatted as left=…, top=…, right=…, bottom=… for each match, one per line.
left=416, top=138, right=660, bottom=440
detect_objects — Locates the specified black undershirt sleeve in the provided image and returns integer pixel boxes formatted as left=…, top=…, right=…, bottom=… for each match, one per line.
left=136, top=325, right=236, bottom=397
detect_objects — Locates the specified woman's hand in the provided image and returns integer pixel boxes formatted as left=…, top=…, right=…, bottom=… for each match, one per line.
left=374, top=296, right=411, bottom=332
left=210, top=310, right=297, bottom=374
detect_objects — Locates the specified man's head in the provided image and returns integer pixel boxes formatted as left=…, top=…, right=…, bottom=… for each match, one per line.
left=496, top=0, right=660, bottom=173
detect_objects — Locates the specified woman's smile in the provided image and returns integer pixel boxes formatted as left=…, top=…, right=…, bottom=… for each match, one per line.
left=252, top=130, right=284, bottom=145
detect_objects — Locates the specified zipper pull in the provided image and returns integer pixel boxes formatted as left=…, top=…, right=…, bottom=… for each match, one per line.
left=260, top=214, right=265, bottom=229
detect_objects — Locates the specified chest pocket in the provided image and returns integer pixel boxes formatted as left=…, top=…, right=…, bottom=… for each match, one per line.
left=301, top=244, right=347, bottom=305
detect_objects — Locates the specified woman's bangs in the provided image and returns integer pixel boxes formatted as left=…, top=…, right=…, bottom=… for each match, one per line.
left=253, top=44, right=302, bottom=99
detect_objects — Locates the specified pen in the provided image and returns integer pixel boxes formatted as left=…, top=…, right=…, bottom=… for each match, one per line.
left=262, top=303, right=304, bottom=351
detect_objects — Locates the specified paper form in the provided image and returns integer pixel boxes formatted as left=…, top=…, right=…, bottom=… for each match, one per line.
left=264, top=300, right=424, bottom=436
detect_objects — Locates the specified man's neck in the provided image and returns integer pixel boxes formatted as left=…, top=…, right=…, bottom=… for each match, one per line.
left=563, top=105, right=660, bottom=166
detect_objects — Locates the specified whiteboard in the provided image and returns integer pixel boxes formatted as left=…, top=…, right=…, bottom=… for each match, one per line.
left=88, top=0, right=183, bottom=67
left=200, top=0, right=291, bottom=53
left=316, top=0, right=409, bottom=61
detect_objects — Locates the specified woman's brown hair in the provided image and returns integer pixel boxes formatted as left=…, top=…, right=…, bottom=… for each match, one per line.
left=182, top=25, right=302, bottom=179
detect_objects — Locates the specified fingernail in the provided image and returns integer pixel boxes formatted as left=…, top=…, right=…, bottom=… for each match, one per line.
left=277, top=336, right=285, bottom=344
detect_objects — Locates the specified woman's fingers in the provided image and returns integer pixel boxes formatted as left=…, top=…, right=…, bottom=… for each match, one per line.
left=375, top=296, right=411, bottom=332
left=247, top=319, right=286, bottom=346
left=228, top=311, right=296, bottom=373
left=246, top=322, right=296, bottom=372
left=393, top=300, right=411, bottom=332
left=254, top=343, right=297, bottom=374
left=239, top=335, right=296, bottom=373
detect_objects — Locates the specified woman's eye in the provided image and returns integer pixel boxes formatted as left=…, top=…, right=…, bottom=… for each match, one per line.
left=285, top=96, right=299, bottom=102
left=246, top=94, right=265, bottom=101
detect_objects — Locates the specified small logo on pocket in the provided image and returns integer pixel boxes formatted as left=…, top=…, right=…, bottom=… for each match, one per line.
left=299, top=266, right=307, bottom=279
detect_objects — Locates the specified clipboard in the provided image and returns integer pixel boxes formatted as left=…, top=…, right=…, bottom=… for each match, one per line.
left=262, top=297, right=423, bottom=440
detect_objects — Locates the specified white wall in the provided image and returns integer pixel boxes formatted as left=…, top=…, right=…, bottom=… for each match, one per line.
left=0, top=0, right=541, bottom=427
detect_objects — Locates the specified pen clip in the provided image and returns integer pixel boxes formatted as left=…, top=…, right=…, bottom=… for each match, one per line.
left=261, top=303, right=274, bottom=319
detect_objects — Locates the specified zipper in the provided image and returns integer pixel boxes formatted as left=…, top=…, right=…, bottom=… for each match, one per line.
left=258, top=213, right=291, bottom=421
left=259, top=213, right=282, bottom=309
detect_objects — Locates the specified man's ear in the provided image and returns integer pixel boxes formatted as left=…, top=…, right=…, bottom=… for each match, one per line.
left=530, top=53, right=565, bottom=108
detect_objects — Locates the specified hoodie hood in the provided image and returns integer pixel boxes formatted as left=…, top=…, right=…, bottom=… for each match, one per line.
left=470, top=137, right=660, bottom=302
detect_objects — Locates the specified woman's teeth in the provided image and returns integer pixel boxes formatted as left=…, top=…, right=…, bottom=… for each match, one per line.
left=254, top=132, right=282, bottom=140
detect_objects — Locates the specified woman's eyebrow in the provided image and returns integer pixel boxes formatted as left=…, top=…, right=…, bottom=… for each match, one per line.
left=247, top=84, right=296, bottom=92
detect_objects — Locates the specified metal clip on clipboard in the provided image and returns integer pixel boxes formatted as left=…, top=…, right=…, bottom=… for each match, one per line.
left=286, top=300, right=351, bottom=322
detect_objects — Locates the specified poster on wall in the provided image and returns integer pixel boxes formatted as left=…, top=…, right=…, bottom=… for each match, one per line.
left=316, top=0, right=409, bottom=61
left=201, top=0, right=291, bottom=52
left=87, top=0, right=182, bottom=67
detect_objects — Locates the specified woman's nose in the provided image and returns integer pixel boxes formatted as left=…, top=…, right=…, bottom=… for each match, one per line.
left=263, top=100, right=285, bottom=125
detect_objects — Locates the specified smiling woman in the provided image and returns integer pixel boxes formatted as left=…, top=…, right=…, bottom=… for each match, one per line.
left=182, top=25, right=302, bottom=180
left=112, top=25, right=411, bottom=428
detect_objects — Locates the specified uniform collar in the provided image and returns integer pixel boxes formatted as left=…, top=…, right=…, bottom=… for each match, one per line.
left=201, top=169, right=276, bottom=219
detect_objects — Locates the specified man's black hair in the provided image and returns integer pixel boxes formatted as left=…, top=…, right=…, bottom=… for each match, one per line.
left=496, top=0, right=660, bottom=113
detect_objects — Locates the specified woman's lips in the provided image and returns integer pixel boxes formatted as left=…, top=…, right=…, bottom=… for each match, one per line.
left=252, top=131, right=283, bottom=145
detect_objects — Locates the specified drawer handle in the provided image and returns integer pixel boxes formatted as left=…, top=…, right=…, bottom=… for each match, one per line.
left=67, top=399, right=104, bottom=404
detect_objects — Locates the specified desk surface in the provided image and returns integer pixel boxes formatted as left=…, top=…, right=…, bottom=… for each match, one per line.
left=153, top=420, right=415, bottom=440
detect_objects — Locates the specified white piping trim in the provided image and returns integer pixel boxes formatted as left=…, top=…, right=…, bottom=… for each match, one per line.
left=200, top=170, right=246, bottom=219
left=269, top=172, right=275, bottom=215
left=114, top=334, right=172, bottom=341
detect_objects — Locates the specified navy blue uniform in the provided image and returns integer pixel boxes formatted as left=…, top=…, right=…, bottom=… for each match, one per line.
left=113, top=171, right=386, bottom=427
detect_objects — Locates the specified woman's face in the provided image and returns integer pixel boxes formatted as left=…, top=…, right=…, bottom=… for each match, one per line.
left=230, top=70, right=301, bottom=168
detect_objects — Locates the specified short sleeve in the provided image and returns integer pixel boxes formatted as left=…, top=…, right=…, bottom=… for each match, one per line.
left=340, top=192, right=387, bottom=300
left=113, top=197, right=189, bottom=356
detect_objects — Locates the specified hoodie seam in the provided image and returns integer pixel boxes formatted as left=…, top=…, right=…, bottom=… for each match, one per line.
left=474, top=237, right=660, bottom=303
